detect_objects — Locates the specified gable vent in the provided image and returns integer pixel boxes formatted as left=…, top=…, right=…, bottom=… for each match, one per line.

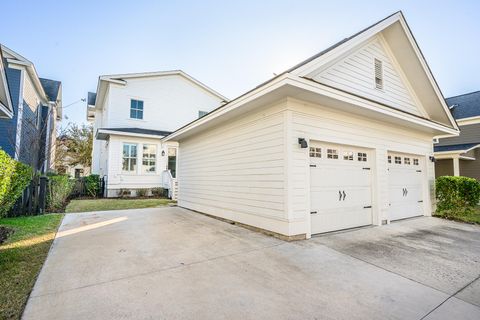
left=374, top=58, right=383, bottom=90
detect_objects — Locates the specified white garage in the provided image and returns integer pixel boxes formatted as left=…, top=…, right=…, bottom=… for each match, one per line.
left=163, top=12, right=459, bottom=240
left=309, top=142, right=373, bottom=234
left=387, top=152, right=424, bottom=221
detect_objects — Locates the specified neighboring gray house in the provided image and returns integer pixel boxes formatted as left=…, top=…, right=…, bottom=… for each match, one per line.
left=0, top=44, right=62, bottom=172
left=434, top=91, right=480, bottom=179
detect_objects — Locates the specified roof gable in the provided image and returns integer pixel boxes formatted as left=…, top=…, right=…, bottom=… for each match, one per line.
left=0, top=46, right=13, bottom=118
left=290, top=11, right=457, bottom=130
left=306, top=35, right=427, bottom=117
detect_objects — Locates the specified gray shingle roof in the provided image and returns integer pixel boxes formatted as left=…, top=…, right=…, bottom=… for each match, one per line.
left=103, top=127, right=172, bottom=137
left=446, top=91, right=480, bottom=120
left=87, top=92, right=96, bottom=106
left=434, top=143, right=480, bottom=152
left=39, top=78, right=61, bottom=102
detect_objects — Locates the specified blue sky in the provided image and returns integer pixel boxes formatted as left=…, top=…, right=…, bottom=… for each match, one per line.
left=1, top=0, right=479, bottom=126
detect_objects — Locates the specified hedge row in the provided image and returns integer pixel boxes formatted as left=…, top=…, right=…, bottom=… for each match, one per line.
left=436, top=176, right=480, bottom=217
left=0, top=149, right=33, bottom=217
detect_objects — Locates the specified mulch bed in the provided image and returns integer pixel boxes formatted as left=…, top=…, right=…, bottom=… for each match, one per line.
left=0, top=226, right=14, bottom=245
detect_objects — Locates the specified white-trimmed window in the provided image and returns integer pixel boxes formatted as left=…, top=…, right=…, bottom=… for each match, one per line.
left=404, top=157, right=411, bottom=165
left=357, top=152, right=367, bottom=162
left=122, top=143, right=137, bottom=172
left=374, top=58, right=383, bottom=90
left=309, top=147, right=321, bottom=158
left=413, top=158, right=419, bottom=166
left=327, top=149, right=338, bottom=159
left=343, top=151, right=353, bottom=161
left=130, top=99, right=144, bottom=119
left=142, top=144, right=157, bottom=173
left=395, top=156, right=401, bottom=164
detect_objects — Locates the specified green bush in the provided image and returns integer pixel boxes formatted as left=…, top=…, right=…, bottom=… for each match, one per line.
left=47, top=174, right=74, bottom=212
left=85, top=174, right=100, bottom=198
left=136, top=188, right=148, bottom=197
left=436, top=176, right=480, bottom=217
left=151, top=187, right=165, bottom=198
left=0, top=149, right=33, bottom=217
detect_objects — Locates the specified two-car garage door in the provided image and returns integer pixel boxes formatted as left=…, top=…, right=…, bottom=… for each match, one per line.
left=309, top=141, right=425, bottom=235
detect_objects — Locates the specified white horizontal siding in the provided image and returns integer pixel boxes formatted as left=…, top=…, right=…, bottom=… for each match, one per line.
left=178, top=103, right=288, bottom=226
left=311, top=36, right=420, bottom=116
left=288, top=98, right=434, bottom=226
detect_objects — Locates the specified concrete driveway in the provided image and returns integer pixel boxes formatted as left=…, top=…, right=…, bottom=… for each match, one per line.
left=23, top=207, right=480, bottom=320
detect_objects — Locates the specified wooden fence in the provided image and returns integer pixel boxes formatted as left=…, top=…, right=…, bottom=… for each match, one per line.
left=7, top=176, right=49, bottom=217
left=5, top=175, right=106, bottom=217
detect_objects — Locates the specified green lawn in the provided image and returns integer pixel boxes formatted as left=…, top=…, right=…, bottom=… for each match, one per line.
left=434, top=206, right=480, bottom=225
left=0, top=214, right=63, bottom=320
left=65, top=198, right=175, bottom=213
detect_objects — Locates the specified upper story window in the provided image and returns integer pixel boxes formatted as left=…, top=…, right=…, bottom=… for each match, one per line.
left=374, top=58, right=383, bottom=90
left=142, top=144, right=157, bottom=173
left=198, top=110, right=208, bottom=118
left=122, top=143, right=137, bottom=172
left=130, top=99, right=144, bottom=119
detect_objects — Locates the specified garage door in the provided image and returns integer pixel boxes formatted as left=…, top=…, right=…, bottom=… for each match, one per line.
left=310, top=142, right=373, bottom=234
left=387, top=152, right=424, bottom=221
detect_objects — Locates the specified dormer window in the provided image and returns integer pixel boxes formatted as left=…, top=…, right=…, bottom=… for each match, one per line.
left=130, top=99, right=144, bottom=119
left=374, top=58, right=383, bottom=90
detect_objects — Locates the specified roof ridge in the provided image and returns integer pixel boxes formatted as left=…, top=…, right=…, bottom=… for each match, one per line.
left=446, top=90, right=480, bottom=100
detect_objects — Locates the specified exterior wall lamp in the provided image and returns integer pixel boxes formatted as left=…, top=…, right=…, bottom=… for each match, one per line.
left=298, top=138, right=308, bottom=148
left=161, top=150, right=166, bottom=156
left=429, top=156, right=436, bottom=163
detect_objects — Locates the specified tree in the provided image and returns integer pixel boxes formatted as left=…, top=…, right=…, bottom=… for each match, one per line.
left=55, top=124, right=93, bottom=171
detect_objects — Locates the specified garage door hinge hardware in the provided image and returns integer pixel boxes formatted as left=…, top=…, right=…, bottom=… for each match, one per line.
left=402, top=188, right=408, bottom=196
left=363, top=206, right=372, bottom=209
left=362, top=167, right=371, bottom=170
left=339, top=190, right=346, bottom=201
left=310, top=211, right=317, bottom=214
left=310, top=164, right=316, bottom=167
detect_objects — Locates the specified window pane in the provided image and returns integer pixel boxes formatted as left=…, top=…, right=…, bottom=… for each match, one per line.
left=122, top=158, right=129, bottom=171
left=137, top=100, right=143, bottom=110
left=131, top=145, right=137, bottom=157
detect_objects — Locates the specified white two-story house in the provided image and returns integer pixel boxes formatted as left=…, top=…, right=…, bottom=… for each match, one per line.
left=87, top=70, right=227, bottom=198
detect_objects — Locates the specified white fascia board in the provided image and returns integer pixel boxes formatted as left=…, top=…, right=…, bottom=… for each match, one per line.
left=290, top=76, right=459, bottom=136
left=163, top=73, right=290, bottom=141
left=165, top=72, right=458, bottom=142
left=292, top=13, right=402, bottom=76
left=97, top=129, right=165, bottom=140
left=99, top=70, right=228, bottom=102
left=0, top=103, right=13, bottom=118
left=456, top=116, right=480, bottom=126
left=6, top=58, right=48, bottom=103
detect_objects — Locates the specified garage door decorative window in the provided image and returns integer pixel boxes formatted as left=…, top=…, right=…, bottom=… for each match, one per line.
left=404, top=157, right=411, bottom=165
left=388, top=155, right=392, bottom=163
left=309, top=147, right=321, bottom=158
left=327, top=149, right=338, bottom=159
left=343, top=151, right=354, bottom=161
left=395, top=156, right=401, bottom=164
left=357, top=152, right=367, bottom=162
left=413, top=158, right=419, bottom=165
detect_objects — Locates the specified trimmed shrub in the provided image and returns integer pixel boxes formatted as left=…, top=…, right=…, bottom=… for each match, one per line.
left=436, top=176, right=480, bottom=217
left=136, top=188, right=148, bottom=198
left=47, top=174, right=74, bottom=212
left=151, top=187, right=164, bottom=198
left=0, top=149, right=16, bottom=212
left=85, top=174, right=101, bottom=198
left=0, top=149, right=33, bottom=217
left=118, top=188, right=131, bottom=198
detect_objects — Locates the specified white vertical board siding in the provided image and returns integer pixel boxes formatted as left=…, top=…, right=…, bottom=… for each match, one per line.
left=309, top=36, right=422, bottom=116
left=288, top=98, right=434, bottom=232
left=177, top=102, right=294, bottom=235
